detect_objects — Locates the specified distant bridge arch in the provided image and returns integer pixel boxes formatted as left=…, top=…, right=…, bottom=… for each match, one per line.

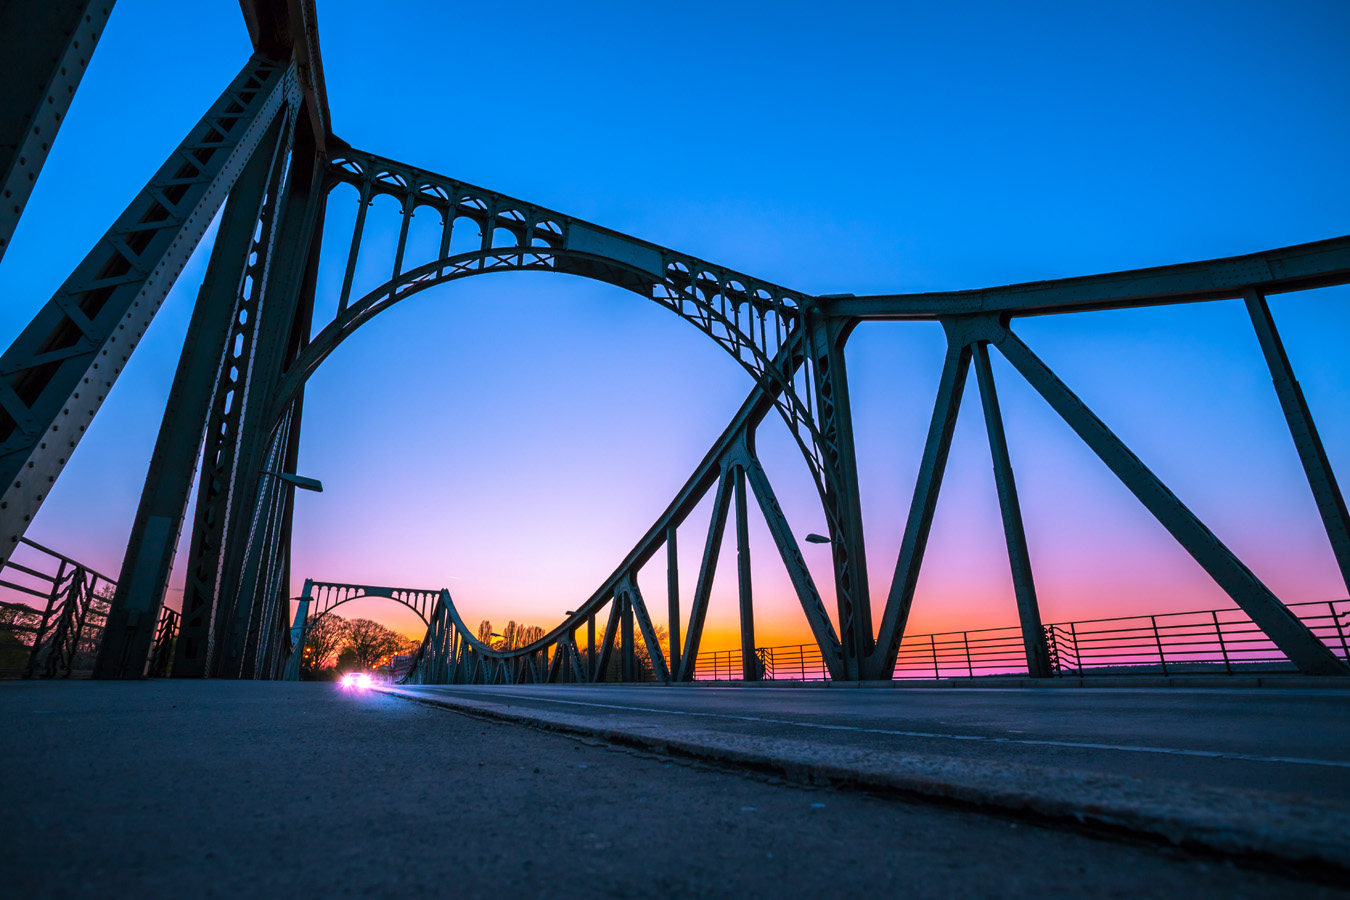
left=301, top=581, right=441, bottom=627
left=285, top=581, right=443, bottom=678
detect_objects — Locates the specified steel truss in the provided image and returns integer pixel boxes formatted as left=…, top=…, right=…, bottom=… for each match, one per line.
left=0, top=2, right=1342, bottom=682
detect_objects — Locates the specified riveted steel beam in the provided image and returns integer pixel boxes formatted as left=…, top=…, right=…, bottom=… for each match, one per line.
left=0, top=55, right=290, bottom=572
left=307, top=148, right=835, bottom=522
left=1244, top=289, right=1350, bottom=595
left=666, top=524, right=680, bottom=679
left=593, top=598, right=620, bottom=683
left=678, top=469, right=733, bottom=681
left=94, top=113, right=287, bottom=679
left=734, top=440, right=843, bottom=679
left=219, top=158, right=325, bottom=679
left=972, top=342, right=1051, bottom=678
left=175, top=108, right=324, bottom=677
left=824, top=235, right=1350, bottom=319
left=806, top=315, right=872, bottom=678
left=872, top=328, right=973, bottom=679
left=622, top=574, right=669, bottom=682
left=733, top=465, right=758, bottom=681
left=0, top=0, right=115, bottom=265
left=620, top=590, right=635, bottom=682
left=238, top=0, right=329, bottom=152
left=992, top=321, right=1348, bottom=676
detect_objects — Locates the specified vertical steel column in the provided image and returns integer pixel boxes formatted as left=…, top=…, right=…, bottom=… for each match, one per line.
left=666, top=524, right=680, bottom=681
left=281, top=581, right=312, bottom=681
left=561, top=628, right=573, bottom=683
left=391, top=195, right=412, bottom=278
left=620, top=590, right=635, bottom=682
left=171, top=112, right=294, bottom=675
left=678, top=470, right=733, bottom=680
left=336, top=179, right=370, bottom=314
left=224, top=166, right=325, bottom=679
left=972, top=343, right=1051, bottom=678
left=0, top=0, right=115, bottom=264
left=807, top=316, right=873, bottom=679
left=228, top=436, right=290, bottom=678
left=175, top=104, right=327, bottom=677
left=95, top=115, right=287, bottom=678
left=873, top=333, right=973, bottom=678
left=587, top=612, right=596, bottom=681
left=213, top=140, right=324, bottom=679
left=734, top=465, right=758, bottom=680
left=1244, top=289, right=1350, bottom=595
left=594, top=596, right=619, bottom=681
left=994, top=325, right=1348, bottom=676
left=739, top=446, right=843, bottom=678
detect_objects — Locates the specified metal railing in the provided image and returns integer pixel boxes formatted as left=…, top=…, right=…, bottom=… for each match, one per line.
left=692, top=643, right=830, bottom=681
left=692, top=599, right=1350, bottom=681
left=0, top=538, right=179, bottom=678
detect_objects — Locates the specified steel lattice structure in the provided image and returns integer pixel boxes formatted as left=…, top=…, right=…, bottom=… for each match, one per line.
left=0, top=2, right=1346, bottom=681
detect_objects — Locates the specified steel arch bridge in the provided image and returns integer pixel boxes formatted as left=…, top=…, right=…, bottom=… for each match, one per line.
left=0, top=2, right=1347, bottom=683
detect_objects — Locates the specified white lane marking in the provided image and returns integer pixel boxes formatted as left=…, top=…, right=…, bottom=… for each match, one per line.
left=404, top=687, right=1350, bottom=770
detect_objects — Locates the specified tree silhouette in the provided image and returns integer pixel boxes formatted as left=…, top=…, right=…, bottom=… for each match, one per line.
left=494, top=620, right=546, bottom=651
left=301, top=613, right=349, bottom=675
left=601, top=623, right=668, bottom=682
left=344, top=617, right=408, bottom=670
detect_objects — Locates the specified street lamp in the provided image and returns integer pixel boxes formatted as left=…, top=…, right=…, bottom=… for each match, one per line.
left=262, top=470, right=324, bottom=492
left=804, top=533, right=831, bottom=544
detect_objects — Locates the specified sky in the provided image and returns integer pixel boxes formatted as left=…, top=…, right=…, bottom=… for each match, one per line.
left=1, top=0, right=1348, bottom=652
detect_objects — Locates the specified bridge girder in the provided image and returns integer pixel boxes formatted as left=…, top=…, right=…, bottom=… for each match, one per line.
left=0, top=0, right=1340, bottom=682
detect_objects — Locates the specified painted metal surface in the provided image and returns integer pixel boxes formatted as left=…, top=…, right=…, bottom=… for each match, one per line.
left=0, top=54, right=291, bottom=572
left=0, top=1, right=114, bottom=265
left=0, top=1, right=1342, bottom=684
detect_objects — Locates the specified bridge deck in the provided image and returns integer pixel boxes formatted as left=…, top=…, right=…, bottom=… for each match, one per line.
left=384, top=683, right=1350, bottom=802
left=5, top=680, right=1348, bottom=896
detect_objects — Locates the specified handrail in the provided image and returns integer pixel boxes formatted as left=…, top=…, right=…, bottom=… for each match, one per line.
left=691, top=598, right=1350, bottom=681
left=0, top=539, right=175, bottom=678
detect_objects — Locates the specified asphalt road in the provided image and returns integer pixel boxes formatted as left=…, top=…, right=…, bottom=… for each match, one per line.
left=2, top=680, right=1344, bottom=899
left=391, top=684, right=1350, bottom=802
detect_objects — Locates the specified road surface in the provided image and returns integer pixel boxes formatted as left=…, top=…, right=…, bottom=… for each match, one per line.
left=388, top=683, right=1350, bottom=801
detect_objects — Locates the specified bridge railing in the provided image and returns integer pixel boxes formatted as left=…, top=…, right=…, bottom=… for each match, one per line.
left=691, top=644, right=830, bottom=681
left=0, top=539, right=179, bottom=678
left=691, top=599, right=1350, bottom=681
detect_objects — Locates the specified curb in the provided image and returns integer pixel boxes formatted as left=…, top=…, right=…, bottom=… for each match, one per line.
left=508, top=675, right=1350, bottom=690
left=376, top=685, right=1350, bottom=874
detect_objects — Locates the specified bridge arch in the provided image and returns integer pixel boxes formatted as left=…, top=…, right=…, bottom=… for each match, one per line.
left=278, top=151, right=840, bottom=510
left=265, top=150, right=875, bottom=685
left=301, top=582, right=441, bottom=625
left=290, top=582, right=444, bottom=673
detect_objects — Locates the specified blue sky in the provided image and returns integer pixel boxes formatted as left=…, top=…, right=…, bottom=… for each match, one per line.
left=1, top=0, right=1347, bottom=645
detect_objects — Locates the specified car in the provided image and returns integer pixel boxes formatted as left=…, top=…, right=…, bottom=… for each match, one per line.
left=339, top=672, right=373, bottom=690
